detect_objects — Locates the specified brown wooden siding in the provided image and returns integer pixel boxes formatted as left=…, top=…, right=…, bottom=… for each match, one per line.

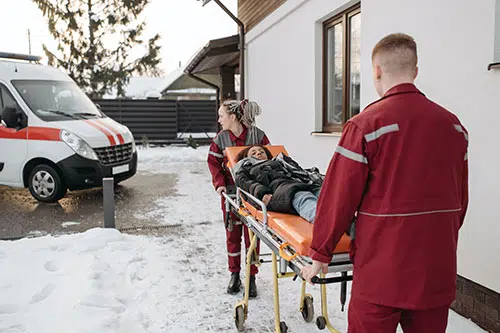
left=238, top=0, right=286, bottom=32
left=451, top=275, right=500, bottom=333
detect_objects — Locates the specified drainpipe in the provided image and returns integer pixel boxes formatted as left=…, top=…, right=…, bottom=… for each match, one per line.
left=188, top=73, right=221, bottom=131
left=203, top=0, right=245, bottom=99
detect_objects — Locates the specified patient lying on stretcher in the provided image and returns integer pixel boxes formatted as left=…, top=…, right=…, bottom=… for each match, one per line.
left=233, top=144, right=325, bottom=223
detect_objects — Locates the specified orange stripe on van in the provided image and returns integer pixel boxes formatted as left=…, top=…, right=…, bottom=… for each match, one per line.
left=84, top=120, right=116, bottom=145
left=0, top=127, right=61, bottom=141
left=28, top=127, right=61, bottom=141
left=0, top=127, right=27, bottom=139
left=96, top=119, right=124, bottom=145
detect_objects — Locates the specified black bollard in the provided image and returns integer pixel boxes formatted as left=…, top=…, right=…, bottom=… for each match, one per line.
left=103, top=177, right=115, bottom=228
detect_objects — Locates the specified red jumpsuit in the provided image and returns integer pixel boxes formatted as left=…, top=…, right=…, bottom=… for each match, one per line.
left=309, top=84, right=469, bottom=332
left=208, top=125, right=270, bottom=275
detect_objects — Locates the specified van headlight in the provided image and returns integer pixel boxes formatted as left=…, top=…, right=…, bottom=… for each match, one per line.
left=60, top=130, right=98, bottom=160
left=124, top=129, right=136, bottom=152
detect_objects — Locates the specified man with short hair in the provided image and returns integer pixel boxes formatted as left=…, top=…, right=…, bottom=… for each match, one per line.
left=301, top=33, right=469, bottom=332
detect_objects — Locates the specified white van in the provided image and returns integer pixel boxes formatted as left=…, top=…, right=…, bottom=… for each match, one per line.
left=0, top=52, right=137, bottom=203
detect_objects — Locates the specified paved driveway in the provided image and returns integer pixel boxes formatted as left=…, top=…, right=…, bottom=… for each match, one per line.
left=0, top=171, right=177, bottom=239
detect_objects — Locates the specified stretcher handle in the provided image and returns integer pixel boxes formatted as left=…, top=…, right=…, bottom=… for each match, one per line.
left=223, top=193, right=233, bottom=231
left=237, top=188, right=268, bottom=227
left=310, top=274, right=353, bottom=285
left=225, top=211, right=232, bottom=230
left=279, top=243, right=298, bottom=261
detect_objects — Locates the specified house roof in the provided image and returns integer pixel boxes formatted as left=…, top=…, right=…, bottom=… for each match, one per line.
left=159, top=66, right=220, bottom=95
left=160, top=34, right=241, bottom=94
left=184, top=34, right=240, bottom=75
left=196, top=0, right=212, bottom=6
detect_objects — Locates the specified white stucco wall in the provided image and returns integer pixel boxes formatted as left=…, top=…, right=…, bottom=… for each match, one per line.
left=246, top=0, right=500, bottom=292
left=245, top=0, right=359, bottom=172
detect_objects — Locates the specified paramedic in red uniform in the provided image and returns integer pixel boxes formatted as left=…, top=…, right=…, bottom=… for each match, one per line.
left=301, top=33, right=469, bottom=333
left=207, top=99, right=270, bottom=298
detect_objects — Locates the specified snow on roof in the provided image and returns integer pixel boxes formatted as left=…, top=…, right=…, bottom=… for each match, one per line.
left=103, top=76, right=170, bottom=99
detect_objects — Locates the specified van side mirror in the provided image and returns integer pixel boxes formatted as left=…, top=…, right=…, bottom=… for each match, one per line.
left=94, top=103, right=105, bottom=116
left=2, top=107, right=26, bottom=130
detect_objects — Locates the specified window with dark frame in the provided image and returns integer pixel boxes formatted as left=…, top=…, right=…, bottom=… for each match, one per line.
left=0, top=85, right=18, bottom=117
left=323, top=4, right=361, bottom=132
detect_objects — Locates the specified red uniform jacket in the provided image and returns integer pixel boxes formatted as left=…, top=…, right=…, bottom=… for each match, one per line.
left=208, top=125, right=270, bottom=191
left=309, top=83, right=469, bottom=309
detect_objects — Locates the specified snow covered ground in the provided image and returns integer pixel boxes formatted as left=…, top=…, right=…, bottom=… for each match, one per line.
left=0, top=146, right=487, bottom=333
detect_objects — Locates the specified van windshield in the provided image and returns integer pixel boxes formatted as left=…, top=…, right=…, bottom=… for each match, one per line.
left=11, top=80, right=103, bottom=121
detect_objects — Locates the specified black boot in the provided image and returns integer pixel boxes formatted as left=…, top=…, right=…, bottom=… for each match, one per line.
left=227, top=272, right=241, bottom=294
left=248, top=275, right=257, bottom=298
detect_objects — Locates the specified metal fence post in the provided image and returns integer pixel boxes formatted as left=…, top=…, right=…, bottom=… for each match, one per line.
left=103, top=177, right=115, bottom=228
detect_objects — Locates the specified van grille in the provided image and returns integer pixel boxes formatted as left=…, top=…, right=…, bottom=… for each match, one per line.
left=94, top=143, right=133, bottom=166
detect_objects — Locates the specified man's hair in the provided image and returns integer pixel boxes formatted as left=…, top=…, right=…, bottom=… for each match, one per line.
left=372, top=33, right=418, bottom=75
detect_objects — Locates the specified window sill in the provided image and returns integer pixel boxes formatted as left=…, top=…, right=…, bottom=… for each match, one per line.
left=488, top=62, right=500, bottom=70
left=311, top=131, right=342, bottom=137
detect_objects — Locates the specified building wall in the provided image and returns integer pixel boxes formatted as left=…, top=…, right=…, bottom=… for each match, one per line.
left=245, top=0, right=361, bottom=172
left=238, top=0, right=287, bottom=32
left=245, top=0, right=500, bottom=307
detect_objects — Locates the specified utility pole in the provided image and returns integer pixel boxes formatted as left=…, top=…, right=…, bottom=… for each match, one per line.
left=200, top=0, right=245, bottom=99
left=27, top=29, right=32, bottom=55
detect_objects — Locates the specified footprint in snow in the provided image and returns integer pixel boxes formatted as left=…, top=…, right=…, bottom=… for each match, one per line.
left=0, top=324, right=24, bottom=332
left=31, top=283, right=56, bottom=303
left=44, top=261, right=58, bottom=272
left=79, top=294, right=125, bottom=313
left=125, top=258, right=148, bottom=285
left=0, top=304, right=22, bottom=314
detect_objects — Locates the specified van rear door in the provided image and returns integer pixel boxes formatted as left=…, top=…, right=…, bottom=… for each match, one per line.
left=0, top=83, right=28, bottom=186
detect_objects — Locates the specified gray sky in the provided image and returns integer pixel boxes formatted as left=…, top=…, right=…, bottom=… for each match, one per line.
left=0, top=0, right=237, bottom=75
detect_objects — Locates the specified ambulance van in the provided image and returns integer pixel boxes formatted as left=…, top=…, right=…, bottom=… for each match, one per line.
left=0, top=52, right=137, bottom=203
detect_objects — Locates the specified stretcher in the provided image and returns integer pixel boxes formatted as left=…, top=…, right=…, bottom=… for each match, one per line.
left=222, top=145, right=353, bottom=333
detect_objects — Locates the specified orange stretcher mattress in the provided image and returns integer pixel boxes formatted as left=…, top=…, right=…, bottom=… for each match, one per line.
left=225, top=145, right=351, bottom=257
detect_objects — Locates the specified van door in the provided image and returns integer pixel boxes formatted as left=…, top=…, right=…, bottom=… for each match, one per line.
left=0, top=83, right=28, bottom=186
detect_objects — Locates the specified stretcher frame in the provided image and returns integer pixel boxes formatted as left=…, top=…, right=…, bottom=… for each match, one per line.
left=222, top=145, right=353, bottom=333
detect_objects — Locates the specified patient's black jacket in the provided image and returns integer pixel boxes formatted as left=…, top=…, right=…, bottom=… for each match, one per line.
left=234, top=153, right=324, bottom=215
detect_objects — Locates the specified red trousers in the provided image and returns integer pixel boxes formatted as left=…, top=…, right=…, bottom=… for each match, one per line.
left=348, top=297, right=449, bottom=333
left=222, top=201, right=260, bottom=275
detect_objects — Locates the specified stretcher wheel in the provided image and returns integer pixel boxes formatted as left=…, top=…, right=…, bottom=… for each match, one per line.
left=301, top=295, right=314, bottom=322
left=280, top=321, right=288, bottom=333
left=316, top=316, right=327, bottom=330
left=234, top=305, right=245, bottom=332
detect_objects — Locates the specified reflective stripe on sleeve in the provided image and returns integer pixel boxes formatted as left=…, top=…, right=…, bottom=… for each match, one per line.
left=358, top=208, right=461, bottom=217
left=228, top=252, right=241, bottom=257
left=454, top=124, right=469, bottom=141
left=364, top=123, right=399, bottom=142
left=209, top=151, right=224, bottom=158
left=336, top=146, right=368, bottom=164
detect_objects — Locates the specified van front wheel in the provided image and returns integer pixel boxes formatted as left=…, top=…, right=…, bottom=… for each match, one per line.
left=28, top=164, right=67, bottom=203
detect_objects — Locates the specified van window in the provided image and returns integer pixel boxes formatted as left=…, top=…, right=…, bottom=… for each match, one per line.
left=11, top=80, right=103, bottom=122
left=0, top=84, right=19, bottom=119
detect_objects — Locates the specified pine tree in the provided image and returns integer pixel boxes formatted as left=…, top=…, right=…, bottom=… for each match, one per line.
left=32, top=0, right=163, bottom=98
